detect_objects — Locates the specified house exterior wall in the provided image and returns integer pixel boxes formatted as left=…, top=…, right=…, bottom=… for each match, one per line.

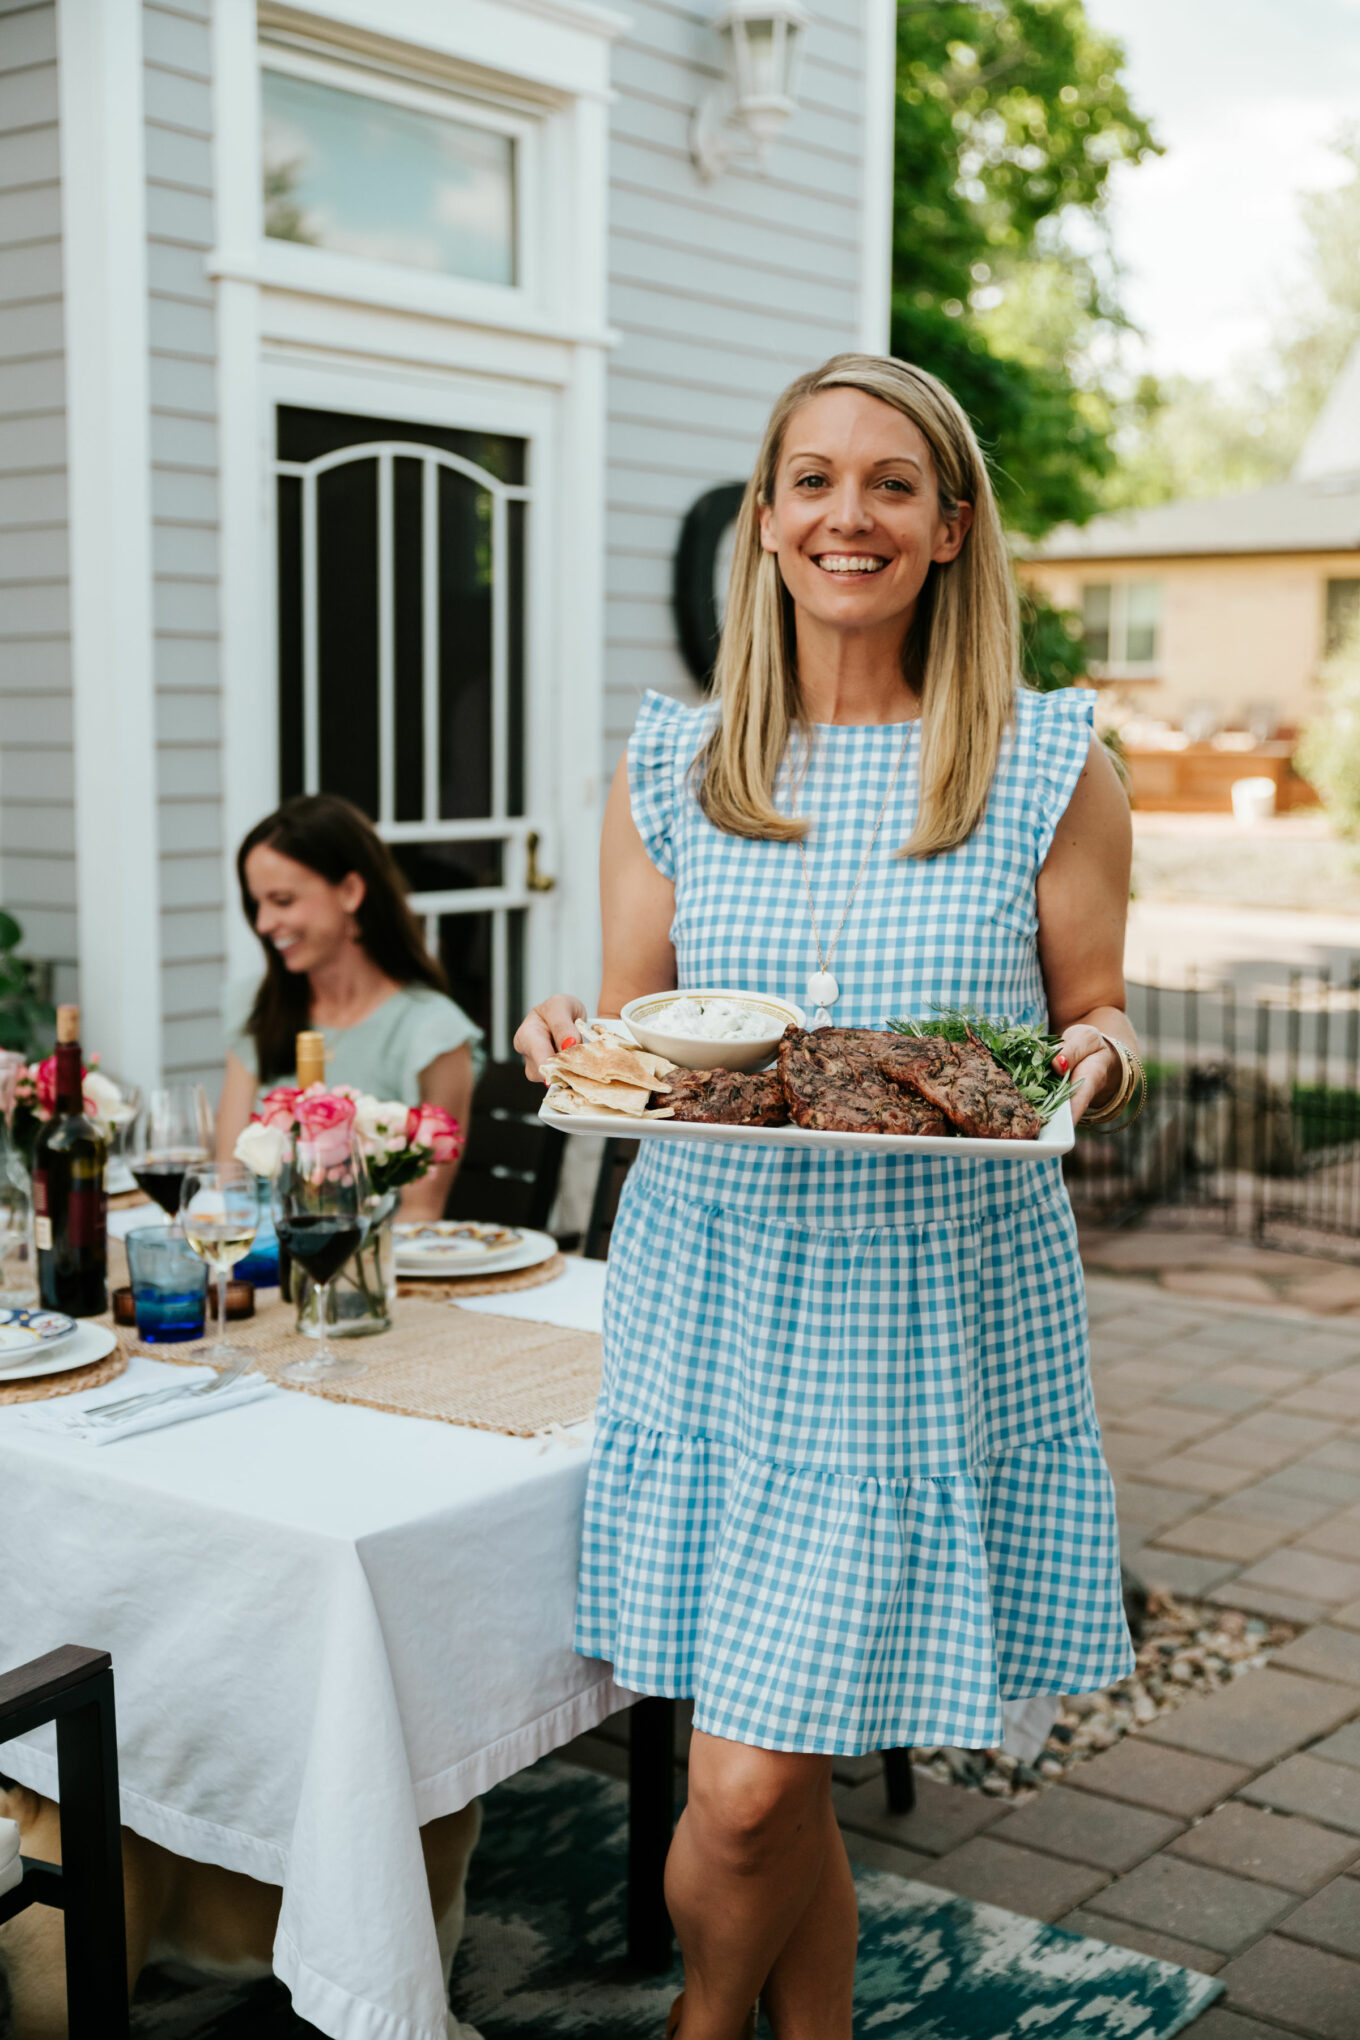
left=9, top=0, right=892, bottom=1084
left=1021, top=551, right=1357, bottom=733
left=0, top=0, right=74, bottom=991
left=604, top=0, right=891, bottom=759
left=144, top=0, right=226, bottom=1082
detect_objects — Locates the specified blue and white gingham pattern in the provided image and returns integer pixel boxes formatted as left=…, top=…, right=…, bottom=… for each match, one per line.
left=574, top=686, right=1135, bottom=1752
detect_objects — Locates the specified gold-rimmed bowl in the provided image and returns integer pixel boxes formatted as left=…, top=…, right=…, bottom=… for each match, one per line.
left=621, top=990, right=805, bottom=1072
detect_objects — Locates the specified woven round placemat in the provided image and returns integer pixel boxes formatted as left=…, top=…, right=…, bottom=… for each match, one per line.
left=119, top=1288, right=600, bottom=1436
left=0, top=1345, right=127, bottom=1404
left=396, top=1251, right=566, bottom=1302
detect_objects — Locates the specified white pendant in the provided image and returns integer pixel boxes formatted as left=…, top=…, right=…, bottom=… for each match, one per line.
left=807, top=969, right=840, bottom=1009
left=812, top=1006, right=834, bottom=1029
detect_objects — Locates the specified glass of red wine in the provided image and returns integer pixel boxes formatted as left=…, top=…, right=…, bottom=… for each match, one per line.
left=273, top=1127, right=372, bottom=1384
left=130, top=1086, right=214, bottom=1226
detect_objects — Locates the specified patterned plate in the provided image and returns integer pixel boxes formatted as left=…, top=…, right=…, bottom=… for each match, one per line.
left=393, top=1221, right=525, bottom=1276
left=0, top=1307, right=78, bottom=1364
left=0, top=1321, right=115, bottom=1381
left=394, top=1226, right=555, bottom=1280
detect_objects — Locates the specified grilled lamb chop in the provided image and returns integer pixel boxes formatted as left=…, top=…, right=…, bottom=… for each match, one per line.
left=665, top=1067, right=789, bottom=1126
left=777, top=1027, right=947, bottom=1135
left=874, top=1031, right=1042, bottom=1141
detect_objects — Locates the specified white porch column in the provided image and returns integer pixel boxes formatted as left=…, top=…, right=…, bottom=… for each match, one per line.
left=57, top=0, right=162, bottom=1089
left=859, top=0, right=899, bottom=355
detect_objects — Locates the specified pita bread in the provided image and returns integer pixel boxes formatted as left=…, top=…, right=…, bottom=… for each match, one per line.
left=543, top=1070, right=653, bottom=1115
left=544, top=1081, right=675, bottom=1121
left=548, top=1038, right=674, bottom=1092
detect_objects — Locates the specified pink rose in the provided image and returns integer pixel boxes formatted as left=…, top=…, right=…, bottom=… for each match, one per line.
left=35, top=1055, right=63, bottom=1114
left=297, top=1088, right=358, bottom=1171
left=258, top=1085, right=302, bottom=1129
left=407, top=1103, right=464, bottom=1166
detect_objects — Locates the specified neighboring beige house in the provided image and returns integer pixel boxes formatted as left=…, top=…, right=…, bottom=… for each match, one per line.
left=1021, top=348, right=1360, bottom=738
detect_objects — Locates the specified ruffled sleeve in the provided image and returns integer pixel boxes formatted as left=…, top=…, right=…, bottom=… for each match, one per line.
left=626, top=690, right=711, bottom=883
left=395, top=986, right=485, bottom=1097
left=1029, top=685, right=1097, bottom=864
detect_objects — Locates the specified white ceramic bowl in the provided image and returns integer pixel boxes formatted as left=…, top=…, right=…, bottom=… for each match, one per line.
left=621, top=989, right=806, bottom=1072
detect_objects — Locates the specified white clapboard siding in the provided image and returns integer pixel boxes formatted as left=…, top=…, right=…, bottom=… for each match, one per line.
left=0, top=6, right=72, bottom=977
left=145, top=0, right=222, bottom=1086
left=604, top=0, right=872, bottom=761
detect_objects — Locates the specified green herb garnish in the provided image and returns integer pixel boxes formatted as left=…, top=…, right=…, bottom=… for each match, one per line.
left=886, top=1005, right=1075, bottom=1123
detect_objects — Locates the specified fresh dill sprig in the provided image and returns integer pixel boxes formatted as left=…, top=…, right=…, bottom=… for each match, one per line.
left=885, top=1004, right=1076, bottom=1123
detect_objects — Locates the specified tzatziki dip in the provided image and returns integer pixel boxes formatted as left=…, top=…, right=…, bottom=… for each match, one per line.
left=657, top=997, right=777, bottom=1042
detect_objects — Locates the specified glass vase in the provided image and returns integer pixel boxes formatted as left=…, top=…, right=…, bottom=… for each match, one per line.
left=294, top=1192, right=398, bottom=1339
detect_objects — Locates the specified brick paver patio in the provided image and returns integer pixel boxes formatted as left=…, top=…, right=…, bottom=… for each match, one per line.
left=566, top=1266, right=1360, bottom=2037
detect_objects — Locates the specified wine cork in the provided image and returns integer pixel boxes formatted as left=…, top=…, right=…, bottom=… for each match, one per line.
left=56, top=1004, right=80, bottom=1044
left=296, top=1030, right=326, bottom=1089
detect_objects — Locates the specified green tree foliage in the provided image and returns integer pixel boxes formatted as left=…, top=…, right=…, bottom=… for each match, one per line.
left=1019, top=585, right=1087, bottom=691
left=891, top=0, right=1158, bottom=538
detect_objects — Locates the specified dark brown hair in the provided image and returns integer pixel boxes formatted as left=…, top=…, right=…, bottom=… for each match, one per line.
left=236, top=794, right=447, bottom=1082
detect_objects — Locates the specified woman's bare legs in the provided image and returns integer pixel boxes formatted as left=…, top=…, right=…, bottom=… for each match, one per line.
left=760, top=1798, right=857, bottom=2040
left=663, top=1729, right=856, bottom=2040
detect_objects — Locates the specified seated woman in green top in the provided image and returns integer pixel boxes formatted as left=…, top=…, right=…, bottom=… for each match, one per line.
left=218, top=794, right=482, bottom=1220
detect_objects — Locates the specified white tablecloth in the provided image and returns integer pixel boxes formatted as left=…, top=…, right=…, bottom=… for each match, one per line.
left=0, top=1259, right=623, bottom=2040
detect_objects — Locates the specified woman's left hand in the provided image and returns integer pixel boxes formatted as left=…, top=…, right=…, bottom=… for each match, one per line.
left=1054, top=1024, right=1119, bottom=1128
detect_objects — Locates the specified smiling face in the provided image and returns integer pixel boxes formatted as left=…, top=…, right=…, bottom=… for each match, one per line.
left=757, top=386, right=972, bottom=644
left=243, top=844, right=365, bottom=976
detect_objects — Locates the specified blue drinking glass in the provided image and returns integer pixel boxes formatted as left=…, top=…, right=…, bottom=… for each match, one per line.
left=126, top=1224, right=209, bottom=1343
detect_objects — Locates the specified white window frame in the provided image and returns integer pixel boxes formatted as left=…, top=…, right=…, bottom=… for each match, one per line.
left=211, top=0, right=622, bottom=1028
left=1082, top=578, right=1162, bottom=679
left=258, top=42, right=538, bottom=318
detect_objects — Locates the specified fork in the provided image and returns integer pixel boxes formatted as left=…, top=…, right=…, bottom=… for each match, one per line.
left=84, top=1352, right=257, bottom=1428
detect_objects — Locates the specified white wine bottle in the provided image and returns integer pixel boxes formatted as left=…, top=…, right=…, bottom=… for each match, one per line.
left=33, top=1005, right=108, bottom=1316
left=296, top=1029, right=326, bottom=1089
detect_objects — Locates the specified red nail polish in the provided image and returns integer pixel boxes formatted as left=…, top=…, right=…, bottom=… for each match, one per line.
left=1056, top=1053, right=1068, bottom=1072
left=561, top=1036, right=578, bottom=1050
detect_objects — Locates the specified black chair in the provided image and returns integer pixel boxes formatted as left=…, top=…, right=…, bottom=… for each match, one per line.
left=444, top=1060, right=567, bottom=1230
left=0, top=1645, right=129, bottom=2036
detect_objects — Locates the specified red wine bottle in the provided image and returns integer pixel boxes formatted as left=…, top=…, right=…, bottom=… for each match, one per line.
left=34, top=1005, right=108, bottom=1316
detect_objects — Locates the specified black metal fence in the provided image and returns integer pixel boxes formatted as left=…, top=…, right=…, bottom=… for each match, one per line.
left=1064, top=969, right=1360, bottom=1258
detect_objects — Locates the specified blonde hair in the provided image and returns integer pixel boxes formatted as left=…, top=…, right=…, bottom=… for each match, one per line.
left=697, top=353, right=1018, bottom=858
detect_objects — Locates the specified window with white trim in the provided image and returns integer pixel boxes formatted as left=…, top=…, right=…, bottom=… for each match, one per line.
left=1081, top=579, right=1162, bottom=675
left=257, top=43, right=532, bottom=302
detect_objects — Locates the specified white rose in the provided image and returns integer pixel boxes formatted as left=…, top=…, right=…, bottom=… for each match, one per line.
left=354, top=1097, right=410, bottom=1153
left=234, top=1120, right=287, bottom=1178
left=83, top=1070, right=129, bottom=1131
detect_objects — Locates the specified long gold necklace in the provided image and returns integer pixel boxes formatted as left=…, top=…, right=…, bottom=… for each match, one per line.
left=795, top=722, right=914, bottom=1028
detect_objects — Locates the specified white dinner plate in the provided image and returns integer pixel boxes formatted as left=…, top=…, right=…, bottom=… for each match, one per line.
left=540, top=1095, right=1075, bottom=1160
left=0, top=1321, right=117, bottom=1383
left=394, top=1227, right=557, bottom=1280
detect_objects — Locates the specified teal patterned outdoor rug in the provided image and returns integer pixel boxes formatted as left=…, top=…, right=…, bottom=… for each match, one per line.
left=450, top=1760, right=1224, bottom=2040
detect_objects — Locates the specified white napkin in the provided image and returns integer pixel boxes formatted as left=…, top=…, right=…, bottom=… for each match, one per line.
left=25, top=1373, right=278, bottom=1444
left=0, top=1815, right=20, bottom=1898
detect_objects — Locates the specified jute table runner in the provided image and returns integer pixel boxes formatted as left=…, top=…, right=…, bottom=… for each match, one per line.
left=112, top=1288, right=602, bottom=1437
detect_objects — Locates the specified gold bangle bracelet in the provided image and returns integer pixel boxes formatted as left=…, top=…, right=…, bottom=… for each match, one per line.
left=1083, top=1031, right=1144, bottom=1129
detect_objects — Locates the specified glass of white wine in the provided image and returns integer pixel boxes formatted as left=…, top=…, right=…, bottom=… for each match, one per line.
left=178, top=1161, right=260, bottom=1360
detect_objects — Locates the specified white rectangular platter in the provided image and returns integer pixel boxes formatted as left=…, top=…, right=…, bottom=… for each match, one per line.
left=540, top=1095, right=1074, bottom=1160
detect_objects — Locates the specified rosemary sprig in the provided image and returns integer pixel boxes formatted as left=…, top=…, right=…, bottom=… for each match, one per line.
left=886, top=1005, right=1076, bottom=1123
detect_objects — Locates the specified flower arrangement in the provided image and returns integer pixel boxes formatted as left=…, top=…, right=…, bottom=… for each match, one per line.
left=235, top=1083, right=464, bottom=1339
left=234, top=1083, right=463, bottom=1196
left=4, top=1050, right=133, bottom=1164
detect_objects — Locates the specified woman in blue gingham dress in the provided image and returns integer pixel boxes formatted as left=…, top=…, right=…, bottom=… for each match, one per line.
left=517, top=355, right=1137, bottom=2040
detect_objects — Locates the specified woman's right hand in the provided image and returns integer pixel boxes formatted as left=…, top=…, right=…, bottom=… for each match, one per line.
left=514, top=994, right=588, bottom=1084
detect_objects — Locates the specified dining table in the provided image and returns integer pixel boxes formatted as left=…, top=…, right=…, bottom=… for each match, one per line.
left=0, top=1249, right=648, bottom=2040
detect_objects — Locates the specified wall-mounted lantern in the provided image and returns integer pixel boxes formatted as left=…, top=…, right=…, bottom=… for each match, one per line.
left=690, top=0, right=810, bottom=183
